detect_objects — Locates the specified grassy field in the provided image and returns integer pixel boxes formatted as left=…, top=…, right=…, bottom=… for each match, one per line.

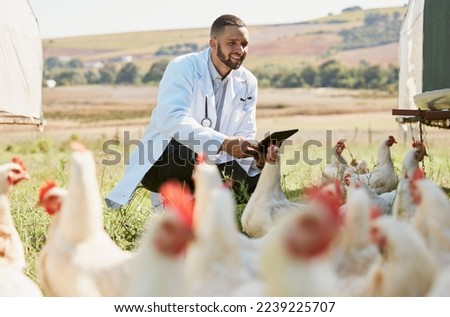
left=1, top=85, right=449, bottom=292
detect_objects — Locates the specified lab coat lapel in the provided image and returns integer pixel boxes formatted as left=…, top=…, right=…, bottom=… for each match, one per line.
left=220, top=73, right=246, bottom=133
left=197, top=49, right=214, bottom=98
left=196, top=49, right=217, bottom=126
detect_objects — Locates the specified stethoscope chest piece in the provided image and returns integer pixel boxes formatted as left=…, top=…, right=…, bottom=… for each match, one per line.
left=201, top=117, right=212, bottom=127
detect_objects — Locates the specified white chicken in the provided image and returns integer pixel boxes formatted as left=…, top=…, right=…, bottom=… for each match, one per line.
left=124, top=180, right=194, bottom=296
left=427, top=266, right=450, bottom=297
left=37, top=181, right=67, bottom=238
left=365, top=215, right=437, bottom=296
left=332, top=183, right=381, bottom=296
left=349, top=158, right=369, bottom=174
left=345, top=135, right=398, bottom=194
left=392, top=141, right=428, bottom=221
left=241, top=145, right=307, bottom=238
left=409, top=168, right=450, bottom=269
left=0, top=264, right=43, bottom=297
left=321, top=140, right=349, bottom=185
left=259, top=181, right=343, bottom=297
left=38, top=142, right=133, bottom=296
left=185, top=158, right=263, bottom=296
left=343, top=175, right=396, bottom=216
left=0, top=157, right=29, bottom=270
left=0, top=158, right=41, bottom=297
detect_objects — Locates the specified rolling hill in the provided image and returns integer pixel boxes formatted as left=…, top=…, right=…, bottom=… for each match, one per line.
left=42, top=6, right=407, bottom=71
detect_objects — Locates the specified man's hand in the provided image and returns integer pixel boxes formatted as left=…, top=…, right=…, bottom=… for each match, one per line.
left=219, top=136, right=260, bottom=159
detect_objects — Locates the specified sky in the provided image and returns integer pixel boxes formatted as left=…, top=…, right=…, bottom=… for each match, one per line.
left=27, top=0, right=409, bottom=39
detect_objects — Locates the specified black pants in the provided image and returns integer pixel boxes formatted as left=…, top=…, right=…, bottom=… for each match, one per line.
left=141, top=140, right=260, bottom=204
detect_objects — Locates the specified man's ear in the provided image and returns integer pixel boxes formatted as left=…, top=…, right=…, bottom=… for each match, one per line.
left=209, top=38, right=217, bottom=50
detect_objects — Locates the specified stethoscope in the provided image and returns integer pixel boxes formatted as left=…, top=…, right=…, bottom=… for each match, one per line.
left=201, top=84, right=252, bottom=128
left=201, top=97, right=212, bottom=128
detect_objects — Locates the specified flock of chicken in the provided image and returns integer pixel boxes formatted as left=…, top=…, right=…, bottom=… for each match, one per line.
left=1, top=136, right=450, bottom=297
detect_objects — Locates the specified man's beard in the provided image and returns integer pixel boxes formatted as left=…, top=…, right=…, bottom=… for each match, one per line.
left=217, top=43, right=245, bottom=70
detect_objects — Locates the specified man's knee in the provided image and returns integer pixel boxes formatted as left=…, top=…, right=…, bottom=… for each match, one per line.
left=141, top=140, right=196, bottom=192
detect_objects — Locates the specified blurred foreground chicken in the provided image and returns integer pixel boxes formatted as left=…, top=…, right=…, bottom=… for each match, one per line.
left=409, top=168, right=450, bottom=269
left=241, top=145, right=307, bottom=238
left=185, top=157, right=264, bottom=296
left=37, top=143, right=133, bottom=296
left=0, top=158, right=41, bottom=296
left=124, top=181, right=194, bottom=296
left=365, top=216, right=437, bottom=296
left=427, top=266, right=450, bottom=296
left=259, top=181, right=343, bottom=296
left=332, top=183, right=381, bottom=296
left=0, top=157, right=29, bottom=270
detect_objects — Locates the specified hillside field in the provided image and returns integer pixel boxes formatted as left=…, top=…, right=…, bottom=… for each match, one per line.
left=42, top=6, right=407, bottom=72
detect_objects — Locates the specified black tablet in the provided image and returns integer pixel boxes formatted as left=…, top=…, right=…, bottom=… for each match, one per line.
left=258, top=129, right=299, bottom=155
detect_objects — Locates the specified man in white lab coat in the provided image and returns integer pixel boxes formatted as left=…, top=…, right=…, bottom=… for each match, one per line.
left=106, top=14, right=264, bottom=210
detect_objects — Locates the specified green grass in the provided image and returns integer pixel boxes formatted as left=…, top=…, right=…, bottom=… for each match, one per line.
left=2, top=133, right=450, bottom=291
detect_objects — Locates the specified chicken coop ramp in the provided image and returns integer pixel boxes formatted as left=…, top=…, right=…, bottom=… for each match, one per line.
left=0, top=0, right=44, bottom=127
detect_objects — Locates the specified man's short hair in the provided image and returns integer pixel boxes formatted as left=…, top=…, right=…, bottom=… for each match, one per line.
left=210, top=14, right=247, bottom=38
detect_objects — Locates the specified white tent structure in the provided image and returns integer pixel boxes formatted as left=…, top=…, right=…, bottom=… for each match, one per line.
left=397, top=0, right=424, bottom=113
left=0, top=0, right=43, bottom=126
left=394, top=0, right=450, bottom=129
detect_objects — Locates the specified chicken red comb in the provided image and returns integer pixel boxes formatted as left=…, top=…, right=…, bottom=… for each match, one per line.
left=38, top=180, right=58, bottom=203
left=70, top=141, right=87, bottom=152
left=159, top=180, right=194, bottom=228
left=196, top=153, right=205, bottom=164
left=308, top=182, right=344, bottom=223
left=12, top=157, right=27, bottom=171
left=370, top=206, right=382, bottom=220
left=305, top=179, right=344, bottom=217
left=412, top=141, right=423, bottom=148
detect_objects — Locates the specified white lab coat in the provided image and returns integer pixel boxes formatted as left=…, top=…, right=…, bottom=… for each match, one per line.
left=106, top=48, right=258, bottom=209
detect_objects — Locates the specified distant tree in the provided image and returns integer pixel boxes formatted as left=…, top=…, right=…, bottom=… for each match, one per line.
left=385, top=64, right=399, bottom=84
left=67, top=58, right=84, bottom=69
left=364, top=12, right=389, bottom=27
left=342, top=6, right=362, bottom=12
left=44, top=57, right=64, bottom=70
left=361, top=65, right=383, bottom=89
left=300, top=65, right=318, bottom=87
left=392, top=11, right=401, bottom=22
left=280, top=72, right=301, bottom=88
left=116, top=62, right=140, bottom=84
left=318, top=59, right=344, bottom=87
left=84, top=70, right=100, bottom=84
left=54, top=70, right=87, bottom=86
left=98, top=64, right=117, bottom=84
left=142, top=60, right=169, bottom=83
